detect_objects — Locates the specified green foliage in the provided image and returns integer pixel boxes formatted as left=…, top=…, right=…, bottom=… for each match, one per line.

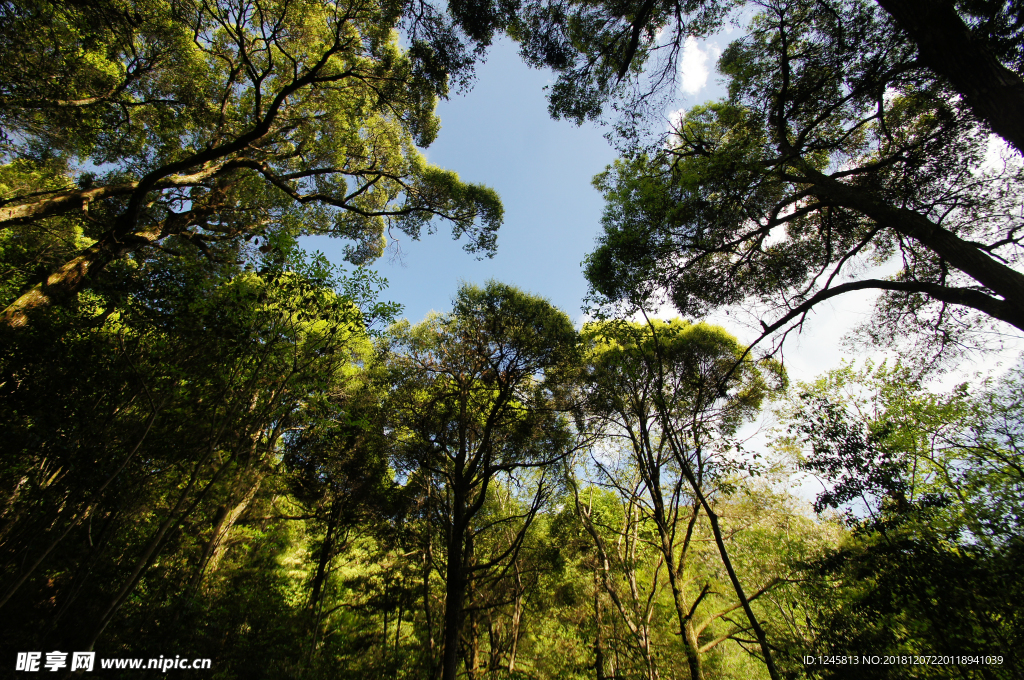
left=582, top=317, right=785, bottom=435
left=4, top=1, right=1023, bottom=678
left=0, top=0, right=504, bottom=326
left=779, top=361, right=1024, bottom=678
left=583, top=0, right=1024, bottom=359
left=0, top=240, right=388, bottom=672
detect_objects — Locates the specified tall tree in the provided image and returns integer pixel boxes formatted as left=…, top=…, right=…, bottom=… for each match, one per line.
left=578, top=317, right=786, bottom=680
left=384, top=281, right=578, bottom=680
left=577, top=318, right=783, bottom=680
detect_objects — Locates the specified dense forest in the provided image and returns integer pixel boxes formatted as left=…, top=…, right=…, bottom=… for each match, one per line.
left=1, top=0, right=1022, bottom=678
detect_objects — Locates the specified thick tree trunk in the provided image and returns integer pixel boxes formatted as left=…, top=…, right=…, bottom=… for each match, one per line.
left=875, top=0, right=1024, bottom=158
left=684, top=619, right=704, bottom=680
left=440, top=525, right=467, bottom=680
left=1, top=173, right=222, bottom=328
left=0, top=184, right=135, bottom=226
left=188, top=477, right=262, bottom=594
left=1, top=224, right=160, bottom=327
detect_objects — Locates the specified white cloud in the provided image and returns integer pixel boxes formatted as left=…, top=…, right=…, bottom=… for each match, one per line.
left=679, top=36, right=711, bottom=95
left=666, top=106, right=687, bottom=134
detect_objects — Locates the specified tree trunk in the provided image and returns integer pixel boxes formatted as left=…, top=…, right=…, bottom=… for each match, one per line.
left=663, top=546, right=705, bottom=680
left=700, top=501, right=779, bottom=680
left=440, top=550, right=466, bottom=680
left=308, top=499, right=343, bottom=619
left=573, top=480, right=658, bottom=680
left=875, top=0, right=1024, bottom=158
left=440, top=508, right=468, bottom=680
left=662, top=438, right=781, bottom=680
left=648, top=476, right=703, bottom=680
left=684, top=618, right=705, bottom=680
left=2, top=226, right=146, bottom=327
left=1, top=178, right=220, bottom=329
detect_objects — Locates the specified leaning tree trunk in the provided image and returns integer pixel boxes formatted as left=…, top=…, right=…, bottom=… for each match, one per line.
left=660, top=520, right=705, bottom=680
left=875, top=0, right=1024, bottom=158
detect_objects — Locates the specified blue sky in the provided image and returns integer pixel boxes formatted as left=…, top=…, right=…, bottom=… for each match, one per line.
left=309, top=32, right=879, bottom=380
left=306, top=33, right=1022, bottom=385
left=306, top=36, right=724, bottom=326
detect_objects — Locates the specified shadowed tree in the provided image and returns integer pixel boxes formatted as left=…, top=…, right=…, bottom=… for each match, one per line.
left=780, top=360, right=1024, bottom=677
left=384, top=281, right=578, bottom=680
left=0, top=245, right=388, bottom=655
left=585, top=0, right=1024, bottom=363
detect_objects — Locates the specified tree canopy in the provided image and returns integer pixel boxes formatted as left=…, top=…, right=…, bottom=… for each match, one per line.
left=0, top=0, right=502, bottom=327
left=512, top=0, right=1024, bottom=158
left=584, top=0, right=1024, bottom=359
left=2, top=0, right=1024, bottom=678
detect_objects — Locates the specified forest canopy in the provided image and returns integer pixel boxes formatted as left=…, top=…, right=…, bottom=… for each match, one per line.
left=0, top=0, right=502, bottom=327
left=583, top=0, right=1024, bottom=361
left=1, top=0, right=1022, bottom=679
